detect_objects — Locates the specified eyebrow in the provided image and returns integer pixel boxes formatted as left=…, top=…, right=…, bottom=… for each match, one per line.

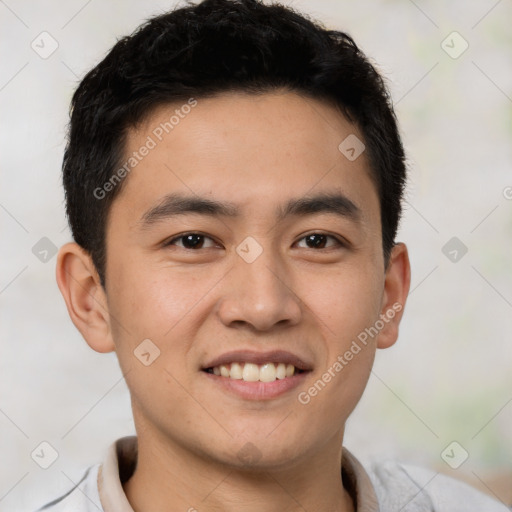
left=138, top=191, right=361, bottom=229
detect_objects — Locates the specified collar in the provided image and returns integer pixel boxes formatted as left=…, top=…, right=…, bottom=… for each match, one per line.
left=98, top=436, right=379, bottom=511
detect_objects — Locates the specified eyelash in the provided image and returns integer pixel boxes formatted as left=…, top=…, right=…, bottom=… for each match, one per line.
left=163, top=232, right=346, bottom=250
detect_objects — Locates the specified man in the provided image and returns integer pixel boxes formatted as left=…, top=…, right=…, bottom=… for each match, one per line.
left=38, top=0, right=505, bottom=510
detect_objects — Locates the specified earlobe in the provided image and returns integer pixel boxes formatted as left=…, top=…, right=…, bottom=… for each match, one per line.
left=376, top=242, right=411, bottom=349
left=55, top=242, right=115, bottom=353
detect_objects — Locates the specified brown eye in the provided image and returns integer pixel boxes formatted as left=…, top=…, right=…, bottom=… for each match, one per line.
left=165, top=233, right=217, bottom=249
left=296, top=233, right=344, bottom=249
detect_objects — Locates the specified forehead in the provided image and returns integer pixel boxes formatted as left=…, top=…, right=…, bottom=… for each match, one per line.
left=110, top=91, right=379, bottom=229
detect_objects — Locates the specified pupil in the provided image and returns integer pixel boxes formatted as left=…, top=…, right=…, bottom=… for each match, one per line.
left=307, top=234, right=326, bottom=248
left=184, top=234, right=202, bottom=248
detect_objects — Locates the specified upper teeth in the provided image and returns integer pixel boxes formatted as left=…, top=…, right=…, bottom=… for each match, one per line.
left=211, top=362, right=296, bottom=382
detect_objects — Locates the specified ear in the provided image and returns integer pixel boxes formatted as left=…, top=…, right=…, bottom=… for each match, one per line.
left=55, top=242, right=115, bottom=353
left=376, top=242, right=411, bottom=349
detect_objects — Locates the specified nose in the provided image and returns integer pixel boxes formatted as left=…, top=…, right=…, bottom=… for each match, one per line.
left=215, top=245, right=302, bottom=332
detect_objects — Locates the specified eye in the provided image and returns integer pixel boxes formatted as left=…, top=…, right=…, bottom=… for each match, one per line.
left=164, top=232, right=219, bottom=250
left=295, top=233, right=345, bottom=250
left=163, top=232, right=346, bottom=251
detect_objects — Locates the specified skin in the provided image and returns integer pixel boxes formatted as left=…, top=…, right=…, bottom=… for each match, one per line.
left=56, top=90, right=410, bottom=512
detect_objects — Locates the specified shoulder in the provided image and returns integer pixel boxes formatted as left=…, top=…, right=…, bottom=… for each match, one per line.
left=366, top=458, right=508, bottom=511
left=34, top=464, right=103, bottom=512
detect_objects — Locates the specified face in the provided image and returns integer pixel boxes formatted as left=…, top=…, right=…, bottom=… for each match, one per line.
left=66, top=91, right=409, bottom=471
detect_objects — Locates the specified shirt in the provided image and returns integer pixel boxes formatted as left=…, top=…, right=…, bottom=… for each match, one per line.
left=35, top=435, right=508, bottom=511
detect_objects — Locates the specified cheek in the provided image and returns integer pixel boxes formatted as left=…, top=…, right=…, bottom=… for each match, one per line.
left=108, top=261, right=207, bottom=340
left=303, top=263, right=383, bottom=342
left=295, top=275, right=379, bottom=441
left=106, top=259, right=222, bottom=402
left=106, top=267, right=214, bottom=436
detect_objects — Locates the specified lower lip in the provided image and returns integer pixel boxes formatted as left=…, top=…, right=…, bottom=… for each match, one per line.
left=202, top=371, right=310, bottom=400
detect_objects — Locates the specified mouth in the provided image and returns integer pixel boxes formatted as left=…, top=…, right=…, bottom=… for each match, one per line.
left=201, top=350, right=312, bottom=399
left=203, top=361, right=306, bottom=382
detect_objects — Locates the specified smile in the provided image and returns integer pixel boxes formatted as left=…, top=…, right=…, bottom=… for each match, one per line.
left=204, top=362, right=304, bottom=382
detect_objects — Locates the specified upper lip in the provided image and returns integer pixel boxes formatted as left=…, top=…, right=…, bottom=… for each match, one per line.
left=202, top=350, right=313, bottom=372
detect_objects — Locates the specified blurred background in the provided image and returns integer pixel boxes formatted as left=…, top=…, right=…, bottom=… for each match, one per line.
left=1, top=0, right=511, bottom=510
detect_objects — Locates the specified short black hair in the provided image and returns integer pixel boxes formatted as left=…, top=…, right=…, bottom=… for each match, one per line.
left=63, top=0, right=406, bottom=287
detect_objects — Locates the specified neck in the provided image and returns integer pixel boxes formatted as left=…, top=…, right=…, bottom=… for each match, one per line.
left=123, top=429, right=355, bottom=512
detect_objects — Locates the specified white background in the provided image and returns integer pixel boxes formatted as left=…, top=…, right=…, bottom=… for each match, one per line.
left=1, top=1, right=511, bottom=510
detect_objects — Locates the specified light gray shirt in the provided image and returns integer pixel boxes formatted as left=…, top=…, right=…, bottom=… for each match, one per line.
left=35, top=436, right=509, bottom=511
